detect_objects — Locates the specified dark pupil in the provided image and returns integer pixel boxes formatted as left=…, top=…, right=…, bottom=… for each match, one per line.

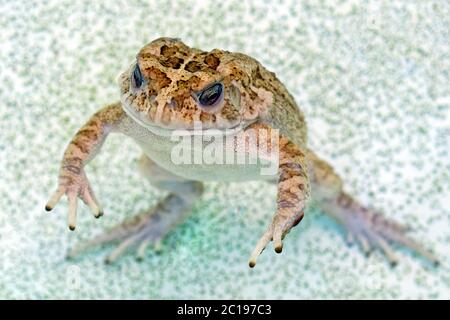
left=133, top=64, right=143, bottom=88
left=198, top=83, right=222, bottom=106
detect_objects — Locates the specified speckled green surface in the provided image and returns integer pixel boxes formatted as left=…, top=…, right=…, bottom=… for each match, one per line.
left=1, top=0, right=449, bottom=299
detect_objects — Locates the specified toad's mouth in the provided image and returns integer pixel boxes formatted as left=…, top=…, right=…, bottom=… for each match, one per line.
left=122, top=99, right=254, bottom=138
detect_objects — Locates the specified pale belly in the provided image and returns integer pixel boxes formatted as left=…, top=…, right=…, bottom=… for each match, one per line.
left=128, top=124, right=277, bottom=182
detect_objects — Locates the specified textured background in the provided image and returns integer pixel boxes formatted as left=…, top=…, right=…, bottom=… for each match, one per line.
left=1, top=0, right=449, bottom=299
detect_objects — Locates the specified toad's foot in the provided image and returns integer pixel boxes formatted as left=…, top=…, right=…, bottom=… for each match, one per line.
left=248, top=208, right=305, bottom=268
left=67, top=192, right=199, bottom=263
left=306, top=150, right=438, bottom=266
left=46, top=166, right=103, bottom=230
left=326, top=193, right=439, bottom=266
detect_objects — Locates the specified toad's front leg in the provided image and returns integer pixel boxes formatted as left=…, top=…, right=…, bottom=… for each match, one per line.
left=249, top=136, right=310, bottom=268
left=45, top=103, right=125, bottom=230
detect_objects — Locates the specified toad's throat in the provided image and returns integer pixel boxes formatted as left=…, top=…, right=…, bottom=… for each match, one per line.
left=122, top=100, right=254, bottom=138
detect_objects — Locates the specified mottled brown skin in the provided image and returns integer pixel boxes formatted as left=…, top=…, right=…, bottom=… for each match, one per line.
left=46, top=105, right=126, bottom=229
left=46, top=38, right=438, bottom=267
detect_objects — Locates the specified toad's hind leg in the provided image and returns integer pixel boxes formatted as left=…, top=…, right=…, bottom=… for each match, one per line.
left=307, top=149, right=438, bottom=266
left=67, top=154, right=203, bottom=263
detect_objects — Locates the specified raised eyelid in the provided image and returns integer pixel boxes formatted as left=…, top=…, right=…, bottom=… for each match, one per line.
left=192, top=79, right=225, bottom=96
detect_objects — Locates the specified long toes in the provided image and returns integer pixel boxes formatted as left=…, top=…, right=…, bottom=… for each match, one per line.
left=273, top=225, right=283, bottom=253
left=68, top=222, right=142, bottom=259
left=104, top=235, right=140, bottom=264
left=153, top=239, right=163, bottom=252
left=367, top=231, right=399, bottom=266
left=384, top=232, right=439, bottom=265
left=67, top=233, right=116, bottom=259
left=83, top=189, right=102, bottom=218
left=389, top=221, right=411, bottom=233
left=135, top=238, right=164, bottom=261
left=355, top=233, right=372, bottom=256
left=67, top=194, right=78, bottom=230
left=248, top=227, right=273, bottom=268
left=45, top=187, right=65, bottom=211
left=136, top=238, right=152, bottom=261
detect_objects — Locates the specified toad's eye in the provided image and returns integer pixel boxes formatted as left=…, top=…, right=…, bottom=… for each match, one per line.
left=197, top=82, right=223, bottom=107
left=132, top=63, right=144, bottom=88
